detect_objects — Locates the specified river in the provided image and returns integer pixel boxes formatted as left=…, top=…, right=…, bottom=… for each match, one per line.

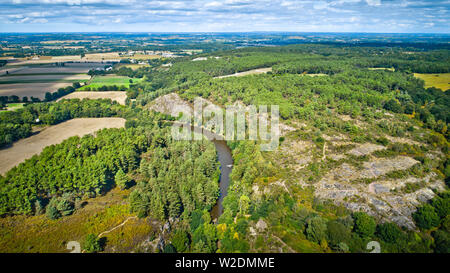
left=174, top=121, right=233, bottom=220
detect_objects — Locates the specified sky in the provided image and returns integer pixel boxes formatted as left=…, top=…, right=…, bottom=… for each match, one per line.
left=0, top=0, right=448, bottom=33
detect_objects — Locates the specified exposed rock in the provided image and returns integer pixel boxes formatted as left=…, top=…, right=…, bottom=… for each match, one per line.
left=313, top=158, right=442, bottom=229
left=360, top=156, right=419, bottom=179
left=147, top=93, right=191, bottom=117
left=256, top=219, right=268, bottom=231
left=347, top=143, right=386, bottom=157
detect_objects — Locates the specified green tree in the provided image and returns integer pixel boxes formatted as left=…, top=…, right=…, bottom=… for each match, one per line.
left=115, top=169, right=129, bottom=190
left=413, top=204, right=440, bottom=230
left=431, top=196, right=450, bottom=219
left=171, top=230, right=189, bottom=253
left=376, top=222, right=402, bottom=243
left=353, top=212, right=376, bottom=238
left=432, top=230, right=450, bottom=253
left=83, top=234, right=103, bottom=253
left=46, top=205, right=61, bottom=220
left=306, top=216, right=327, bottom=243
left=327, top=220, right=351, bottom=248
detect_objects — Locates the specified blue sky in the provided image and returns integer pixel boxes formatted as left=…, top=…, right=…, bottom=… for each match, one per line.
left=0, top=0, right=448, bottom=33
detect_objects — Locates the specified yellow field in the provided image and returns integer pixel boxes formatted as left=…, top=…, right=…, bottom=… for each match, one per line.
left=0, top=188, right=156, bottom=253
left=368, top=67, right=395, bottom=72
left=132, top=54, right=161, bottom=60
left=116, top=63, right=150, bottom=70
left=414, top=73, right=450, bottom=91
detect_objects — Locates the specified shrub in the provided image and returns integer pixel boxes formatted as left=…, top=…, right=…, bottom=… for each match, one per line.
left=413, top=204, right=440, bottom=230
left=376, top=222, right=403, bottom=243
left=172, top=230, right=189, bottom=253
left=46, top=205, right=61, bottom=220
left=327, top=220, right=351, bottom=249
left=432, top=230, right=450, bottom=253
left=431, top=196, right=450, bottom=219
left=352, top=212, right=376, bottom=238
left=83, top=234, right=103, bottom=253
left=306, top=216, right=328, bottom=243
left=115, top=169, right=130, bottom=190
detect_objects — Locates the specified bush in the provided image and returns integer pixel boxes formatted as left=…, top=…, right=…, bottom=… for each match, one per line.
left=171, top=230, right=189, bottom=253
left=383, top=99, right=403, bottom=113
left=83, top=234, right=103, bottom=253
left=327, top=220, right=351, bottom=249
left=376, top=222, right=402, bottom=243
left=46, top=205, right=61, bottom=220
left=413, top=204, right=440, bottom=230
left=115, top=169, right=130, bottom=190
left=306, top=216, right=328, bottom=243
left=431, top=196, right=450, bottom=219
left=432, top=230, right=450, bottom=253
left=352, top=212, right=376, bottom=238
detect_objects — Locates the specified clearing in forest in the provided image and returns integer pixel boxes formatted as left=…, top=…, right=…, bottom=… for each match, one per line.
left=215, top=67, right=272, bottom=79
left=413, top=73, right=450, bottom=91
left=0, top=117, right=126, bottom=175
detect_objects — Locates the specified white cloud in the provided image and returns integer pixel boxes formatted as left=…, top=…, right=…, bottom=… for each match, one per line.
left=365, top=0, right=381, bottom=6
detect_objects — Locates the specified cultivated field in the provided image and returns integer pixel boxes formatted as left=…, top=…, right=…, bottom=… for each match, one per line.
left=0, top=82, right=75, bottom=99
left=57, top=91, right=127, bottom=105
left=215, top=67, right=272, bottom=79
left=0, top=117, right=126, bottom=175
left=82, top=52, right=121, bottom=61
left=0, top=74, right=90, bottom=83
left=414, top=73, right=450, bottom=91
left=4, top=63, right=107, bottom=74
left=79, top=75, right=141, bottom=90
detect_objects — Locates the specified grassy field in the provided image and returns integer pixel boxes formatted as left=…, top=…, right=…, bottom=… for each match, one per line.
left=0, top=103, right=24, bottom=112
left=368, top=67, right=395, bottom=72
left=0, top=188, right=156, bottom=253
left=79, top=75, right=142, bottom=90
left=414, top=73, right=450, bottom=91
left=116, top=63, right=150, bottom=70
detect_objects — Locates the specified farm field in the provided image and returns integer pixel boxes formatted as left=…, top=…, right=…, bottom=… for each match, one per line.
left=0, top=117, right=126, bottom=175
left=0, top=82, right=75, bottom=99
left=79, top=75, right=142, bottom=90
left=3, top=63, right=107, bottom=74
left=116, top=63, right=150, bottom=70
left=413, top=73, right=450, bottom=91
left=0, top=74, right=90, bottom=83
left=131, top=54, right=161, bottom=60
left=214, top=67, right=272, bottom=78
left=82, top=52, right=122, bottom=61
left=57, top=91, right=127, bottom=105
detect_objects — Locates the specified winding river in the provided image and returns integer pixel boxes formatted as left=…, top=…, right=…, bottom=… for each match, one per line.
left=174, top=122, right=233, bottom=220
left=210, top=139, right=233, bottom=221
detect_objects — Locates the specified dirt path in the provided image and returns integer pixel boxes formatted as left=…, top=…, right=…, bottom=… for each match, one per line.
left=0, top=117, right=126, bottom=175
left=98, top=216, right=138, bottom=238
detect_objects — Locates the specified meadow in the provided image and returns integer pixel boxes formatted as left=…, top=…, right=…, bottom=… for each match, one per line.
left=413, top=73, right=450, bottom=91
left=78, top=75, right=142, bottom=90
